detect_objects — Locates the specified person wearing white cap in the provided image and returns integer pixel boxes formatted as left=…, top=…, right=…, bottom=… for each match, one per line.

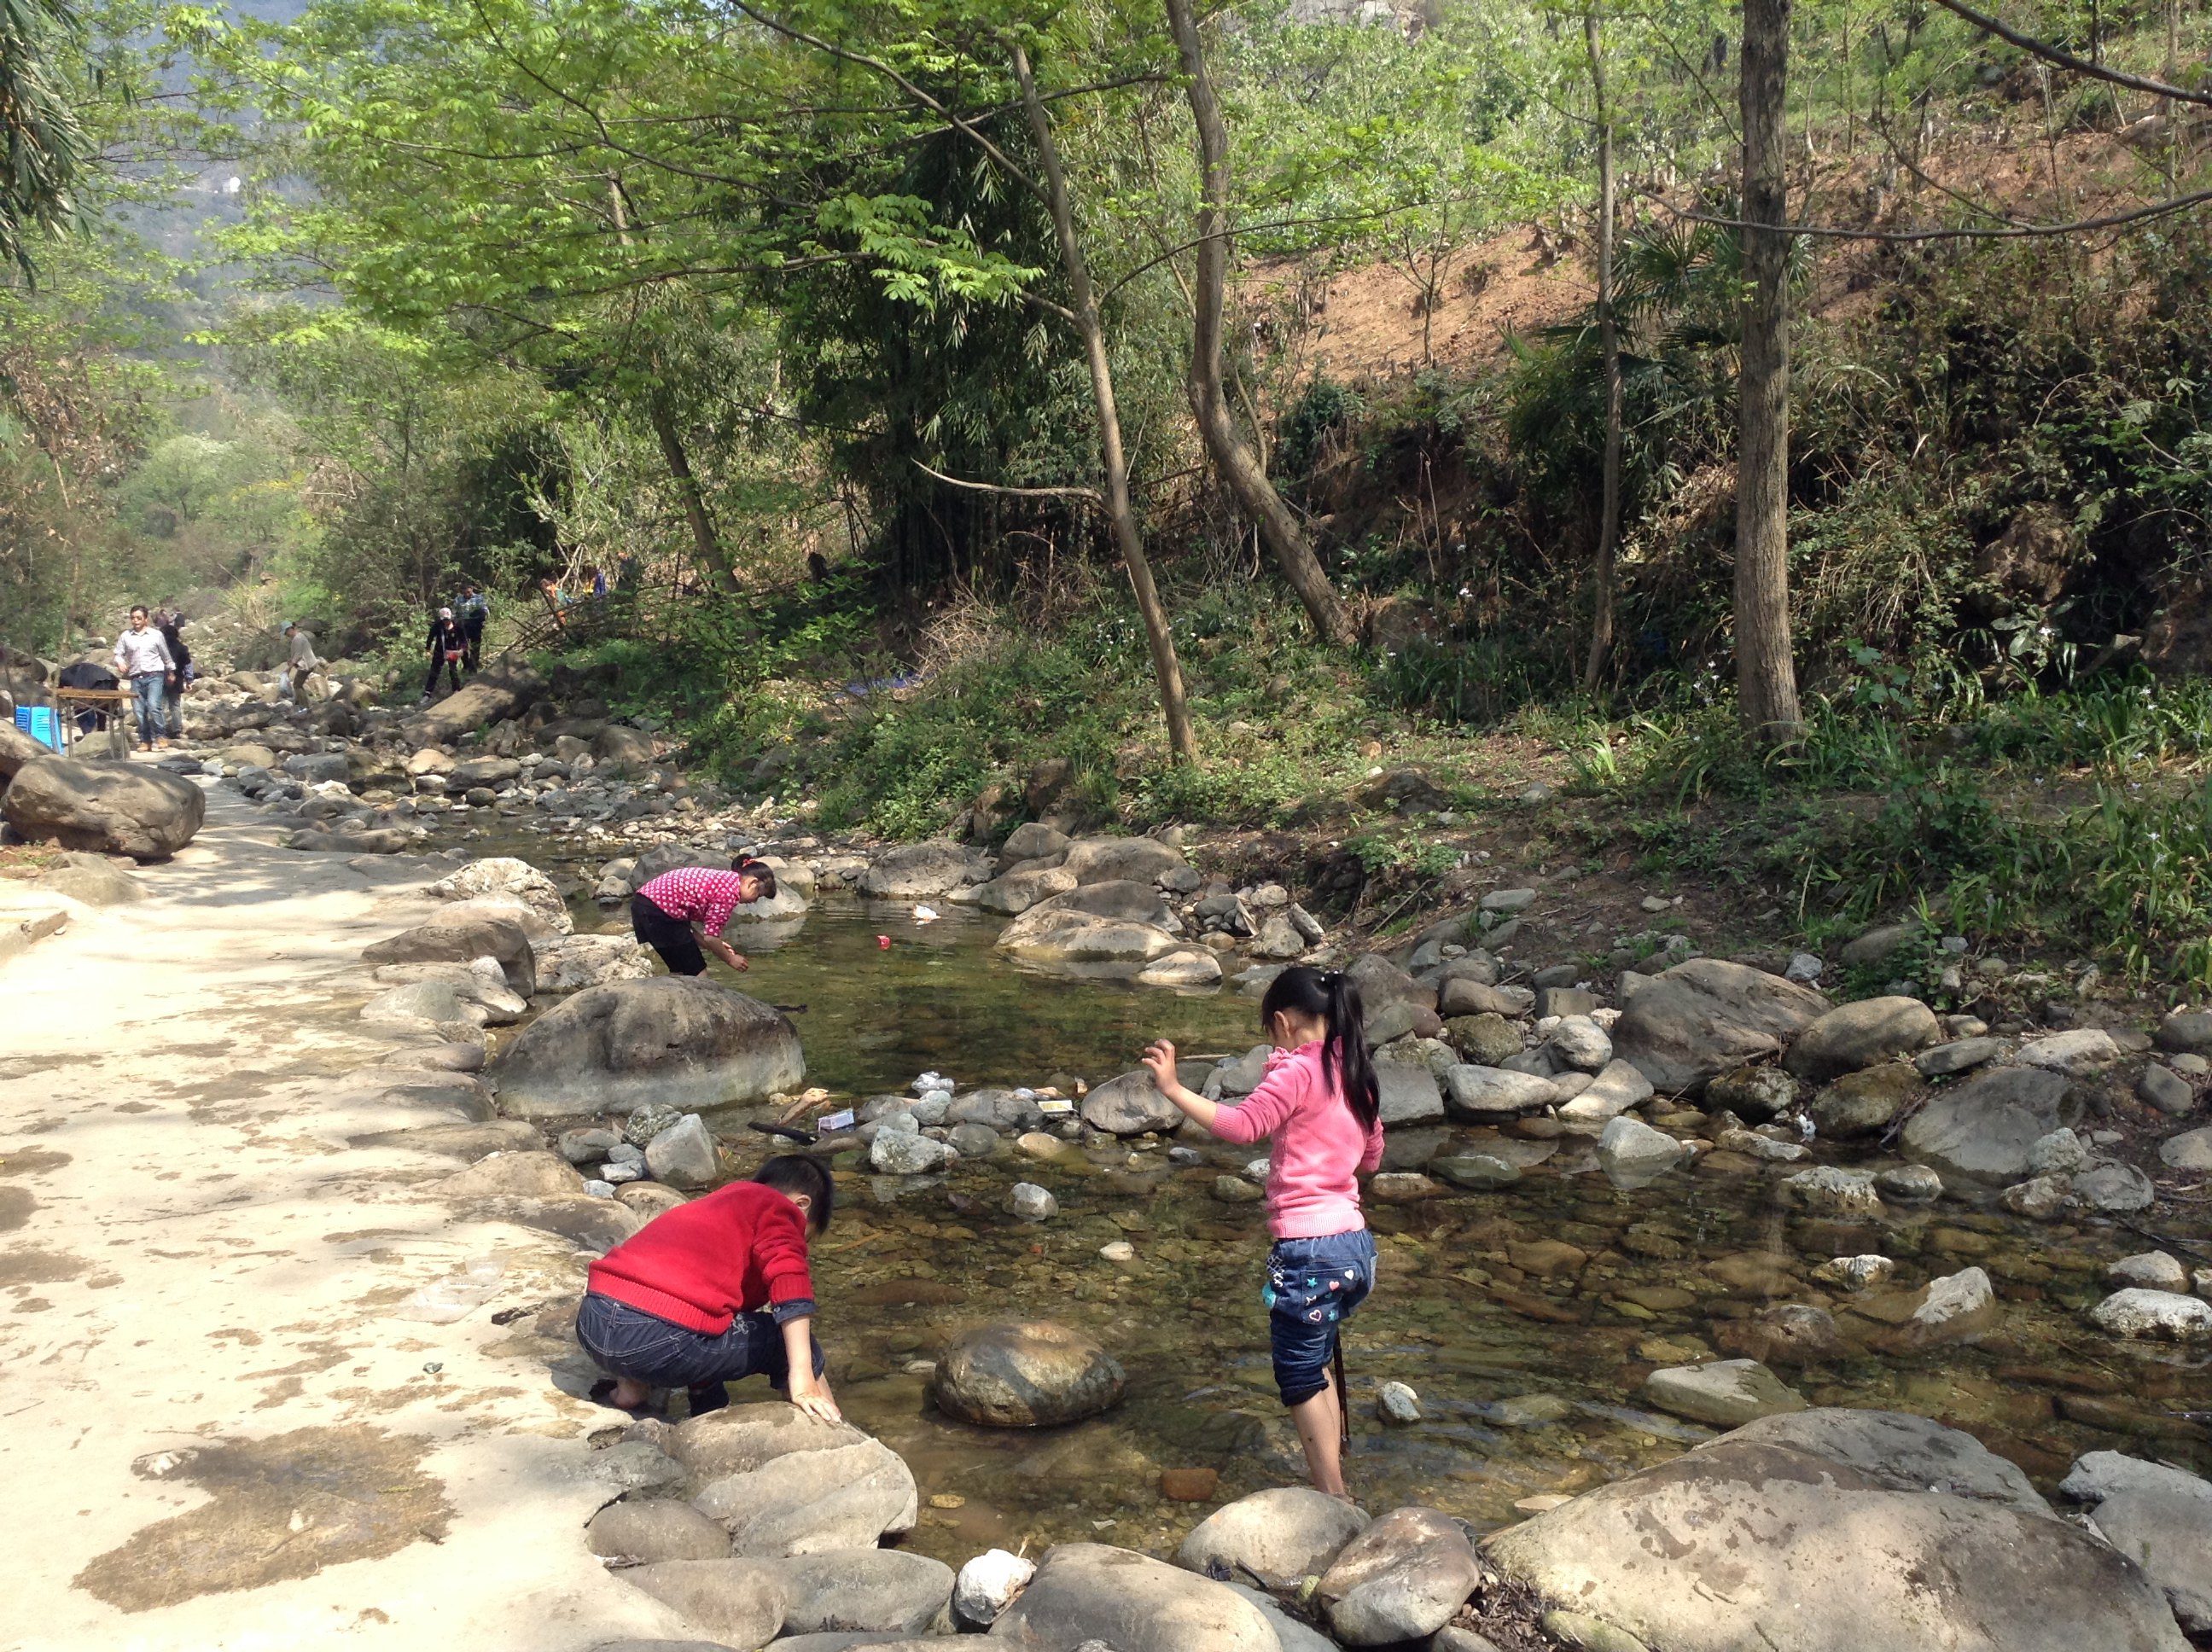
left=420, top=606, right=466, bottom=703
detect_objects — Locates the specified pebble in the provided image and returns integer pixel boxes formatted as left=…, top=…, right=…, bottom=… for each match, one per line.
left=1377, top=1381, right=1422, bottom=1423
left=1167, top=1146, right=1202, bottom=1166
left=1009, top=1182, right=1057, bottom=1221
left=1098, top=1241, right=1136, bottom=1263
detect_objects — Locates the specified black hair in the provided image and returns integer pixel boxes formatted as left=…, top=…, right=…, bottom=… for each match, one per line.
left=753, top=1153, right=833, bottom=1233
left=1260, top=964, right=1380, bottom=1131
left=730, top=856, right=778, bottom=899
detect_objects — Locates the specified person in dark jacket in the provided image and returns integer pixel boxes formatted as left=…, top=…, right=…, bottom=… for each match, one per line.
left=155, top=610, right=192, bottom=742
left=56, top=660, right=118, bottom=735
left=419, top=607, right=466, bottom=702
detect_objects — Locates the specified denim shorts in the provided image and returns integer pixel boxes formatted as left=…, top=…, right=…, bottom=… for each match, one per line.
left=1263, top=1228, right=1376, bottom=1406
left=577, top=1292, right=822, bottom=1410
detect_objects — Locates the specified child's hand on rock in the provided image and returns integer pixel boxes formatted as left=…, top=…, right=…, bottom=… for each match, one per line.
left=1140, top=1039, right=1178, bottom=1091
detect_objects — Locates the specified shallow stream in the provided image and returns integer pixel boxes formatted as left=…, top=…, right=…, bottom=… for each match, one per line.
left=536, top=868, right=2211, bottom=1566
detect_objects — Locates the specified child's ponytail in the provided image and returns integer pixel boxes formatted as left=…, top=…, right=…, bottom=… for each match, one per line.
left=1261, top=964, right=1381, bottom=1130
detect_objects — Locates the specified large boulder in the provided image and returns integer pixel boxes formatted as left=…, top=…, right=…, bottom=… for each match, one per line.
left=692, top=1436, right=918, bottom=1556
left=1784, top=997, right=1940, bottom=1082
left=1080, top=1070, right=1181, bottom=1135
left=362, top=915, right=537, bottom=997
left=1175, top=1486, right=1370, bottom=1584
left=495, top=977, right=804, bottom=1120
left=1610, top=959, right=1831, bottom=1092
left=1, top=756, right=206, bottom=860
left=0, top=721, right=49, bottom=780
left=2090, top=1488, right=2212, bottom=1633
left=929, top=1321, right=1125, bottom=1427
left=1487, top=1418, right=2189, bottom=1652
left=989, top=1543, right=1279, bottom=1652
left=1724, top=1409, right=2049, bottom=1515
left=664, top=1400, right=874, bottom=1481
left=859, top=841, right=990, bottom=899
left=1061, top=835, right=1185, bottom=886
left=404, top=669, right=538, bottom=746
left=1901, top=1064, right=2070, bottom=1181
left=995, top=894, right=1182, bottom=973
left=428, top=856, right=573, bottom=934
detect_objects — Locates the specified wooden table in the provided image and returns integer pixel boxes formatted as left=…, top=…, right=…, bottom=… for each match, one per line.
left=54, top=687, right=135, bottom=759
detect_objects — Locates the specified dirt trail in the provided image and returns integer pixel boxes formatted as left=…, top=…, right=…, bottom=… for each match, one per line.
left=0, top=779, right=692, bottom=1651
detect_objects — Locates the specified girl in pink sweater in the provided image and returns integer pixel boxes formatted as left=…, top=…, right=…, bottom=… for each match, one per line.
left=1142, top=965, right=1383, bottom=1499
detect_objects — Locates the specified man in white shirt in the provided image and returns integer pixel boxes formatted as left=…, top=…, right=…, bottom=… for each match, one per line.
left=112, top=606, right=176, bottom=752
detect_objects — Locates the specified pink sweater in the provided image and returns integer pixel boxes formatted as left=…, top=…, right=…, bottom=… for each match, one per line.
left=1208, top=1041, right=1385, bottom=1239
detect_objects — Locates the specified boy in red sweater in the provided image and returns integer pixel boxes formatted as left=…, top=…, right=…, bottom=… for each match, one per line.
left=579, top=1155, right=841, bottom=1421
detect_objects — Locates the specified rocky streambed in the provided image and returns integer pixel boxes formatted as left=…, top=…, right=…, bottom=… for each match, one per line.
left=11, top=660, right=2212, bottom=1650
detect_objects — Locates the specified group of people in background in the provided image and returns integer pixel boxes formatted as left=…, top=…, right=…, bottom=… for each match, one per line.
left=108, top=605, right=194, bottom=751
left=419, top=584, right=488, bottom=703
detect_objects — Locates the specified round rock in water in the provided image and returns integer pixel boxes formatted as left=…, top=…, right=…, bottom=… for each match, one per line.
left=930, top=1321, right=1126, bottom=1427
left=497, top=977, right=803, bottom=1121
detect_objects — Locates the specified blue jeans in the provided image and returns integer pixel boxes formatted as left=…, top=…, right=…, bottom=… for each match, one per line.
left=130, top=674, right=165, bottom=747
left=577, top=1291, right=823, bottom=1412
left=1264, top=1228, right=1376, bottom=1405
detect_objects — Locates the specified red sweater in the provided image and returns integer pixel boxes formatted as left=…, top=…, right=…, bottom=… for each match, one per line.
left=586, top=1180, right=816, bottom=1335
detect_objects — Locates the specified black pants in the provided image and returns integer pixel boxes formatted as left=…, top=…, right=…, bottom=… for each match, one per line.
left=632, top=893, right=706, bottom=975
left=423, top=654, right=463, bottom=695
left=578, top=1291, right=823, bottom=1415
left=463, top=620, right=484, bottom=672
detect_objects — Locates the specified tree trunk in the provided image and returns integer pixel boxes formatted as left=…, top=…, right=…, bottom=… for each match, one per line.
left=1582, top=3, right=1624, bottom=694
left=1163, top=0, right=1356, bottom=649
left=1012, top=42, right=1197, bottom=765
left=649, top=396, right=740, bottom=596
left=1735, top=0, right=1803, bottom=742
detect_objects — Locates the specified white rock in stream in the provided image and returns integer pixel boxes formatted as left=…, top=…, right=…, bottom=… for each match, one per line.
left=1009, top=1182, right=1057, bottom=1221
left=871, top=1131, right=954, bottom=1175
left=2090, top=1288, right=2212, bottom=1341
left=954, top=1548, right=1035, bottom=1628
left=1597, top=1115, right=1682, bottom=1188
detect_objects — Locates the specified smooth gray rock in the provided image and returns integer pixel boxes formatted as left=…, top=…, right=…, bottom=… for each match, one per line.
left=586, top=1499, right=732, bottom=1562
left=1557, top=1058, right=1656, bottom=1124
left=989, top=1542, right=1279, bottom=1652
left=645, top=1114, right=719, bottom=1187
left=1642, top=1359, right=1807, bottom=1426
left=1597, top=1115, right=1681, bottom=1188
left=1900, top=1064, right=2069, bottom=1181
left=1786, top=996, right=1940, bottom=1082
left=1375, top=1057, right=1445, bottom=1126
left=428, top=856, right=573, bottom=933
left=496, top=977, right=803, bottom=1120
left=2, top=755, right=207, bottom=859
left=1080, top=1070, right=1180, bottom=1135
left=931, top=1321, right=1125, bottom=1427
left=1316, top=1505, right=1483, bottom=1645
left=859, top=841, right=989, bottom=898
left=691, top=1437, right=918, bottom=1556
left=946, top=1087, right=1047, bottom=1132
left=664, top=1401, right=871, bottom=1481
left=2073, top=1160, right=2156, bottom=1212
left=1173, top=1486, right=1370, bottom=1583
left=1917, top=1036, right=2007, bottom=1077
left=623, top=1559, right=792, bottom=1650
left=2161, top=1125, right=2212, bottom=1170
left=2138, top=1063, right=2196, bottom=1115
left=772, top=1549, right=955, bottom=1636
left=1061, top=835, right=1185, bottom=886
left=2091, top=1488, right=2212, bottom=1633
left=1487, top=1434, right=2190, bottom=1652
left=1724, top=1409, right=2050, bottom=1515
left=364, top=913, right=537, bottom=996
left=2059, top=1451, right=2212, bottom=1508
left=1610, top=959, right=1831, bottom=1091
left=1442, top=1064, right=1556, bottom=1118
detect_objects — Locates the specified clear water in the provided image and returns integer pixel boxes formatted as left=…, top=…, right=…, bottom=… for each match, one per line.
left=544, top=870, right=2212, bottom=1565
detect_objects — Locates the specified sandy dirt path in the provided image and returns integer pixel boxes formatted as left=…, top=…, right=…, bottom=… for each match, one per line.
left=0, top=781, right=699, bottom=1651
